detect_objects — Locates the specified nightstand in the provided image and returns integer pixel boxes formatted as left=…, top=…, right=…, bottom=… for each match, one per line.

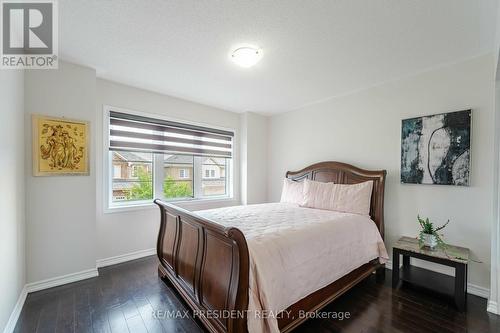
left=392, top=236, right=469, bottom=311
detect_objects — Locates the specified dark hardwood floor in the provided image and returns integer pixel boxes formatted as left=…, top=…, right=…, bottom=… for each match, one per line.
left=14, top=256, right=499, bottom=333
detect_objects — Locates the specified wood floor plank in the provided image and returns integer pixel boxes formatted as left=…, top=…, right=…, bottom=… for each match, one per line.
left=133, top=296, right=166, bottom=333
left=13, top=256, right=499, bottom=333
left=55, top=290, right=76, bottom=333
left=74, top=288, right=92, bottom=333
left=107, top=305, right=129, bottom=333
left=124, top=315, right=148, bottom=333
left=35, top=296, right=59, bottom=333
left=13, top=295, right=43, bottom=333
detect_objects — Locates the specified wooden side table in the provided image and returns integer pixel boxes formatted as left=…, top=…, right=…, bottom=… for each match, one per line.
left=392, top=236, right=469, bottom=311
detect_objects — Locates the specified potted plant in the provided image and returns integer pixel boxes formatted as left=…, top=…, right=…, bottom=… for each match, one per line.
left=417, top=215, right=449, bottom=249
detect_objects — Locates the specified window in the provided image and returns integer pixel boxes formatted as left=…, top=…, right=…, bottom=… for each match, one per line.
left=201, top=157, right=227, bottom=196
left=203, top=165, right=218, bottom=179
left=179, top=169, right=189, bottom=179
left=111, top=152, right=153, bottom=203
left=107, top=110, right=233, bottom=207
left=113, top=165, right=122, bottom=179
left=131, top=165, right=140, bottom=178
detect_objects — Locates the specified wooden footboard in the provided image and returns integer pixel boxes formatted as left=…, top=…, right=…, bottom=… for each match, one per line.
left=154, top=200, right=250, bottom=333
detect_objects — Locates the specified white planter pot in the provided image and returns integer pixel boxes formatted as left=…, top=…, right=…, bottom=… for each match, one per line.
left=422, top=234, right=438, bottom=249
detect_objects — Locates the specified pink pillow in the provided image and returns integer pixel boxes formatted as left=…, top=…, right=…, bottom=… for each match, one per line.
left=302, top=179, right=373, bottom=215
left=280, top=179, right=304, bottom=205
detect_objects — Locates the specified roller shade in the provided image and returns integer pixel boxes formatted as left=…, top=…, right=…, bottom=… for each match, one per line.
left=109, top=111, right=233, bottom=157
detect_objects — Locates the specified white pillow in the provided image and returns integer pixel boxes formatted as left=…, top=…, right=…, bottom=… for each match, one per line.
left=302, top=179, right=373, bottom=215
left=280, top=178, right=304, bottom=205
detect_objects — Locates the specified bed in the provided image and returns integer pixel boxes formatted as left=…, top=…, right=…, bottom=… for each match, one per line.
left=154, top=161, right=387, bottom=333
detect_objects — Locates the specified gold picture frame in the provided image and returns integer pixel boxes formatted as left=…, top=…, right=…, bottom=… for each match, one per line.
left=32, top=114, right=90, bottom=176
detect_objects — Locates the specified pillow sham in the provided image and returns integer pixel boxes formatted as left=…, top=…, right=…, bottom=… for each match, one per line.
left=280, top=178, right=304, bottom=205
left=302, top=179, right=373, bottom=215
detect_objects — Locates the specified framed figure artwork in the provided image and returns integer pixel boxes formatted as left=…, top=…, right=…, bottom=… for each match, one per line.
left=32, top=115, right=90, bottom=176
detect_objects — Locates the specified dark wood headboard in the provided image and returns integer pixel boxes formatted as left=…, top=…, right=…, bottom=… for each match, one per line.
left=286, top=161, right=387, bottom=238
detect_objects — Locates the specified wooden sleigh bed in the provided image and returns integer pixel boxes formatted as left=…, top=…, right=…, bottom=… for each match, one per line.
left=154, top=161, right=386, bottom=333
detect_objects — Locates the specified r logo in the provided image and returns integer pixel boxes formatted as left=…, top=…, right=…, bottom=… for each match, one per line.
left=2, top=1, right=53, bottom=55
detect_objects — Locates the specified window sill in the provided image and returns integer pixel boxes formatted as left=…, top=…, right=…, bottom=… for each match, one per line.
left=104, top=197, right=240, bottom=214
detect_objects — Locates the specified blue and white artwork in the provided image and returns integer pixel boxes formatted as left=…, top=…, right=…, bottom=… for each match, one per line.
left=401, top=110, right=471, bottom=186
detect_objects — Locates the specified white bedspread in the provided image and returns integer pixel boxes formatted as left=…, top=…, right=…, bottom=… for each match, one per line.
left=195, top=203, right=388, bottom=333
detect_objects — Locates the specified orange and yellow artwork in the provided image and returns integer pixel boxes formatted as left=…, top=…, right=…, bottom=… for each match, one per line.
left=32, top=115, right=89, bottom=176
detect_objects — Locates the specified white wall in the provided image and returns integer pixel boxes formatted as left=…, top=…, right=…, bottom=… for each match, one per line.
left=240, top=112, right=268, bottom=204
left=95, top=79, right=241, bottom=261
left=22, top=61, right=244, bottom=281
left=0, top=71, right=25, bottom=332
left=24, top=62, right=97, bottom=283
left=268, top=54, right=496, bottom=289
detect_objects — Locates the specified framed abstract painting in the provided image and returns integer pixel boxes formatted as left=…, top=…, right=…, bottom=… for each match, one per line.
left=401, top=109, right=471, bottom=186
left=32, top=115, right=90, bottom=176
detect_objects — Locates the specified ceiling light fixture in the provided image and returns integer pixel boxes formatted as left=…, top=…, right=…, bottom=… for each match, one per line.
left=230, top=46, right=263, bottom=68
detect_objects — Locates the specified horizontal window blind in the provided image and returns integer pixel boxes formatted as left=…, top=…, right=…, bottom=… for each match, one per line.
left=109, top=111, right=233, bottom=157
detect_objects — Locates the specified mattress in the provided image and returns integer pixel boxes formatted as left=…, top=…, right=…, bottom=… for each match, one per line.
left=196, top=202, right=388, bottom=333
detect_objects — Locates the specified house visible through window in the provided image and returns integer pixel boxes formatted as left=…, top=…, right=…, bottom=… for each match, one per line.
left=164, top=155, right=194, bottom=199
left=111, top=151, right=153, bottom=203
left=108, top=110, right=233, bottom=207
left=201, top=157, right=227, bottom=196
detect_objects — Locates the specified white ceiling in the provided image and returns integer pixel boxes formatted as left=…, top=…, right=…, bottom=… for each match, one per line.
left=60, top=0, right=498, bottom=114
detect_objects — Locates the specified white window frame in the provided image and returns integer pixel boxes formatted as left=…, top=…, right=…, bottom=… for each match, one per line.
left=103, top=105, right=235, bottom=212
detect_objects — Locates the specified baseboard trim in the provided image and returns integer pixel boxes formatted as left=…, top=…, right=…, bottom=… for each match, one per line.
left=4, top=250, right=155, bottom=332
left=487, top=300, right=498, bottom=314
left=2, top=286, right=27, bottom=333
left=467, top=284, right=491, bottom=299
left=96, top=248, right=156, bottom=268
left=385, top=260, right=490, bottom=299
left=25, top=268, right=98, bottom=293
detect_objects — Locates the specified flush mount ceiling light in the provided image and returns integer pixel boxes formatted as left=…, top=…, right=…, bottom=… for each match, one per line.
left=230, top=46, right=263, bottom=68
